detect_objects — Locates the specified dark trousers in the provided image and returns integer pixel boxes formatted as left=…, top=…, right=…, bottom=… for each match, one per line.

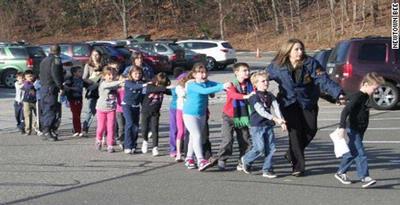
left=40, top=87, right=61, bottom=133
left=115, top=112, right=125, bottom=142
left=123, top=105, right=140, bottom=149
left=14, top=101, right=25, bottom=131
left=282, top=102, right=318, bottom=172
left=216, top=113, right=251, bottom=163
left=83, top=98, right=97, bottom=132
left=141, top=111, right=160, bottom=148
left=69, top=100, right=82, bottom=133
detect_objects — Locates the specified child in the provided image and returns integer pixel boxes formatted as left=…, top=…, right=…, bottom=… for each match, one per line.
left=64, top=66, right=85, bottom=137
left=171, top=72, right=188, bottom=161
left=168, top=67, right=186, bottom=158
left=182, top=63, right=231, bottom=171
left=334, top=72, right=385, bottom=188
left=95, top=66, right=123, bottom=153
left=22, top=71, right=38, bottom=135
left=141, top=72, right=171, bottom=156
left=209, top=62, right=254, bottom=170
left=122, top=66, right=146, bottom=154
left=241, top=71, right=287, bottom=178
left=115, top=75, right=126, bottom=149
left=14, top=72, right=25, bottom=134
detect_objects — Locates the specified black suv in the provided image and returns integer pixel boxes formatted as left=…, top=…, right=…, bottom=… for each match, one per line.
left=327, top=36, right=400, bottom=110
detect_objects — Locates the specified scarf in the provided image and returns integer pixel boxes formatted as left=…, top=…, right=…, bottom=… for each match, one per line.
left=232, top=79, right=253, bottom=128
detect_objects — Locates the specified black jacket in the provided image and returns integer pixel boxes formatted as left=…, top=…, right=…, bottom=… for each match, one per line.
left=39, top=54, right=64, bottom=89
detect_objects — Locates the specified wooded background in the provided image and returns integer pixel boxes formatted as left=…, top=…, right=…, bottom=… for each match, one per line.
left=0, top=0, right=392, bottom=50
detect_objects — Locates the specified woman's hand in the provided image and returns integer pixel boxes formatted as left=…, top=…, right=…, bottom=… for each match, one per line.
left=243, top=91, right=256, bottom=99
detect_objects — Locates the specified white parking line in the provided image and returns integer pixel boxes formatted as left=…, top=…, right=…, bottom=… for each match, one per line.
left=319, top=110, right=400, bottom=114
left=364, top=141, right=400, bottom=144
left=319, top=127, right=400, bottom=131
left=318, top=117, right=400, bottom=121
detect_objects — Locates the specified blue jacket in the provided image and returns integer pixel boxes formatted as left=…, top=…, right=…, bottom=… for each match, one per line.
left=122, top=80, right=145, bottom=106
left=183, top=81, right=224, bottom=116
left=266, top=56, right=342, bottom=110
left=122, top=63, right=155, bottom=82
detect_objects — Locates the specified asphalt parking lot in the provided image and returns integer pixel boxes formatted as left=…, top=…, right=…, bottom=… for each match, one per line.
left=0, top=53, right=399, bottom=205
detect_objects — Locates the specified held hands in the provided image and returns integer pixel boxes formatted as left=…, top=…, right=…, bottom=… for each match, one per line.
left=273, top=117, right=287, bottom=132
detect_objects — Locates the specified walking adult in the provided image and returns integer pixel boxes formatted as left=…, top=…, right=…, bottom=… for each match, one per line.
left=82, top=49, right=104, bottom=135
left=266, top=39, right=345, bottom=176
left=39, top=45, right=64, bottom=141
left=122, top=52, right=155, bottom=82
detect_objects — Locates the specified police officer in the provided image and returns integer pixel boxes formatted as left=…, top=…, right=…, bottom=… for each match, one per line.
left=266, top=39, right=345, bottom=176
left=39, top=45, right=64, bottom=141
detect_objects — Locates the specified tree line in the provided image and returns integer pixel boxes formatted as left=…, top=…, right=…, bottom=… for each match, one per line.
left=0, top=0, right=390, bottom=46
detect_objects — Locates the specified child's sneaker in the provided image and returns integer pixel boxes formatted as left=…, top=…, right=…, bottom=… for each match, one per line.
left=124, top=148, right=132, bottom=154
left=216, top=160, right=226, bottom=170
left=361, top=176, right=376, bottom=188
left=185, top=159, right=196, bottom=169
left=107, top=146, right=115, bottom=153
left=241, top=156, right=250, bottom=174
left=175, top=153, right=183, bottom=162
left=152, top=147, right=159, bottom=156
left=262, top=171, right=277, bottom=178
left=198, top=159, right=212, bottom=171
left=334, top=173, right=352, bottom=185
left=95, top=141, right=102, bottom=151
left=236, top=162, right=243, bottom=171
left=78, top=133, right=84, bottom=137
left=141, top=140, right=148, bottom=153
left=73, top=132, right=80, bottom=137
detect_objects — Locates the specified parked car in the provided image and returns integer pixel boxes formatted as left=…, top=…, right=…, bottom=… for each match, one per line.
left=40, top=43, right=92, bottom=65
left=184, top=49, right=207, bottom=70
left=313, top=49, right=332, bottom=70
left=128, top=47, right=172, bottom=73
left=177, top=39, right=237, bottom=70
left=326, top=36, right=400, bottom=110
left=59, top=54, right=83, bottom=77
left=0, top=43, right=46, bottom=88
left=131, top=41, right=186, bottom=72
left=88, top=42, right=132, bottom=72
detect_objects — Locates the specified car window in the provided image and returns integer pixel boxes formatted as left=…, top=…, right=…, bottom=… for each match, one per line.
left=181, top=43, right=193, bottom=49
left=60, top=45, right=69, bottom=56
left=155, top=44, right=168, bottom=52
left=197, top=42, right=218, bottom=49
left=328, top=41, right=350, bottom=63
left=72, top=45, right=91, bottom=57
left=9, top=47, right=28, bottom=58
left=222, top=42, right=233, bottom=49
left=40, top=46, right=50, bottom=55
left=26, top=47, right=46, bottom=58
left=0, top=47, right=6, bottom=58
left=358, top=43, right=386, bottom=62
left=140, top=44, right=155, bottom=52
left=169, top=43, right=183, bottom=51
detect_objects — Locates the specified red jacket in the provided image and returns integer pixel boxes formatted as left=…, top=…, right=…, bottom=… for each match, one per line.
left=223, top=83, right=250, bottom=118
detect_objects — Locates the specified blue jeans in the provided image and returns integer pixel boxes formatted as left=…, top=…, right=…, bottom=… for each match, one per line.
left=243, top=126, right=276, bottom=172
left=123, top=105, right=140, bottom=149
left=337, top=129, right=369, bottom=179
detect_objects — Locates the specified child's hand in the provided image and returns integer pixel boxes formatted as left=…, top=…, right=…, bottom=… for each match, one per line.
left=166, top=85, right=175, bottom=89
left=281, top=123, right=287, bottom=132
left=243, top=91, right=256, bottom=99
left=223, top=82, right=232, bottom=90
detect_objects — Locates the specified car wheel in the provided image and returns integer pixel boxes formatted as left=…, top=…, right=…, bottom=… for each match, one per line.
left=370, top=82, right=399, bottom=110
left=206, top=57, right=216, bottom=71
left=1, top=69, right=17, bottom=88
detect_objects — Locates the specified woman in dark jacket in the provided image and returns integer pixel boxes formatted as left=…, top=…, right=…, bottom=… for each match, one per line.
left=266, top=39, right=345, bottom=176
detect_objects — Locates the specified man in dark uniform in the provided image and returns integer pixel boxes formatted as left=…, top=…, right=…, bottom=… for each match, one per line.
left=39, top=45, right=64, bottom=141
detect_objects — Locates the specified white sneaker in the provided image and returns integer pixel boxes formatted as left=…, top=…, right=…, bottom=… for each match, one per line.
left=361, top=176, right=376, bottom=188
left=124, top=149, right=132, bottom=154
left=73, top=132, right=80, bottom=137
left=152, top=147, right=159, bottom=156
left=148, top=132, right=152, bottom=139
left=175, top=153, right=183, bottom=162
left=78, top=133, right=84, bottom=137
left=141, top=140, right=148, bottom=153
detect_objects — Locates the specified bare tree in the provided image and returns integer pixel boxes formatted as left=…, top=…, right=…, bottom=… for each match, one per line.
left=271, top=0, right=281, bottom=33
left=112, top=0, right=137, bottom=38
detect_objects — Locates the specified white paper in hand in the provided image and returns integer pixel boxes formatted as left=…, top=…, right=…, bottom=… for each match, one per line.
left=329, top=128, right=350, bottom=158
